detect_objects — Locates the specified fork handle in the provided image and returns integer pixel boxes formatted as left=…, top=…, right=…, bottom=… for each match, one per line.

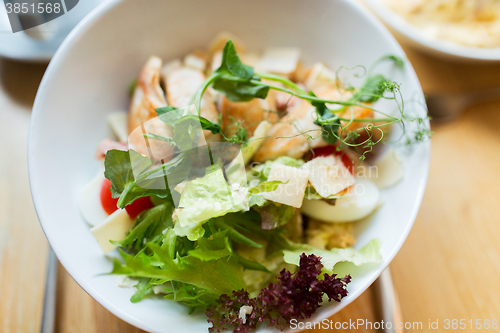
left=40, top=247, right=58, bottom=333
left=373, top=267, right=404, bottom=333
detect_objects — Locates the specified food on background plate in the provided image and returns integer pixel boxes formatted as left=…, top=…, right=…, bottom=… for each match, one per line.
left=383, top=0, right=500, bottom=48
left=78, top=33, right=430, bottom=332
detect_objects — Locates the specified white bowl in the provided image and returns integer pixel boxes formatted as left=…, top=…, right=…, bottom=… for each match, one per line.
left=28, top=0, right=430, bottom=332
left=363, top=0, right=500, bottom=62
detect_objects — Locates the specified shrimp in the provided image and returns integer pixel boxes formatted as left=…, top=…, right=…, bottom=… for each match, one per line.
left=163, top=66, right=220, bottom=142
left=253, top=99, right=327, bottom=162
left=219, top=93, right=278, bottom=137
left=127, top=56, right=175, bottom=161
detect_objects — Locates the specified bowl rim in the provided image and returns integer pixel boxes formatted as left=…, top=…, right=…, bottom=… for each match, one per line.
left=28, top=0, right=430, bottom=331
left=363, top=0, right=500, bottom=62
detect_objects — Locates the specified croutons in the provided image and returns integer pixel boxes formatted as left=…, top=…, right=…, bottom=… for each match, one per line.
left=306, top=219, right=356, bottom=250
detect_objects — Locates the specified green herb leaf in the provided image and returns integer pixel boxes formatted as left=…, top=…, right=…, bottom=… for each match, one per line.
left=212, top=78, right=270, bottom=102
left=104, top=149, right=154, bottom=198
left=380, top=55, right=405, bottom=70
left=118, top=153, right=190, bottom=208
left=308, top=91, right=340, bottom=145
left=155, top=106, right=185, bottom=127
left=212, top=40, right=269, bottom=102
left=197, top=116, right=222, bottom=134
left=216, top=40, right=253, bottom=79
left=319, top=118, right=341, bottom=144
left=104, top=149, right=191, bottom=208
left=353, top=74, right=390, bottom=103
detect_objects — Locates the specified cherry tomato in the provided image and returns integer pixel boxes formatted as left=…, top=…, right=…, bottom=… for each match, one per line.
left=309, top=145, right=337, bottom=158
left=100, top=179, right=154, bottom=218
left=100, top=178, right=119, bottom=215
left=310, top=146, right=355, bottom=175
left=125, top=196, right=154, bottom=219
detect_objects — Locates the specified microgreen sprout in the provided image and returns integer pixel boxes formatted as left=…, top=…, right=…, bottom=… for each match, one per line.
left=159, top=40, right=430, bottom=161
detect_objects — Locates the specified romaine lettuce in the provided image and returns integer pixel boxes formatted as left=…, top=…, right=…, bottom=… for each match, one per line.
left=283, top=238, right=382, bottom=270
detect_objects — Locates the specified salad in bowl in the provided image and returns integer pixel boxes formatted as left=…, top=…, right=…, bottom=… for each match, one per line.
left=77, top=34, right=430, bottom=332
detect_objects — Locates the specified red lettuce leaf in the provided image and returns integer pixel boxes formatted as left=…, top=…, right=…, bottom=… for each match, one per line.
left=206, top=253, right=351, bottom=333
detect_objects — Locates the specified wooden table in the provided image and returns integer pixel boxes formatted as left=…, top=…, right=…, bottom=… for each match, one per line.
left=1, top=45, right=500, bottom=333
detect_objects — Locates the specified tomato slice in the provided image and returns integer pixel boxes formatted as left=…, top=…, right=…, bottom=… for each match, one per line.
left=100, top=179, right=154, bottom=218
left=310, top=146, right=355, bottom=175
left=125, top=196, right=154, bottom=219
left=309, top=145, right=337, bottom=158
left=100, top=178, right=119, bottom=215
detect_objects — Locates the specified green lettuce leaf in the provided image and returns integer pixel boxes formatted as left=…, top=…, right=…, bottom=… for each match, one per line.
left=247, top=156, right=304, bottom=186
left=253, top=203, right=295, bottom=230
left=130, top=278, right=151, bottom=303
left=162, top=282, right=215, bottom=308
left=209, top=211, right=293, bottom=255
left=248, top=180, right=284, bottom=195
left=174, top=167, right=247, bottom=240
left=111, top=201, right=175, bottom=251
left=188, top=230, right=232, bottom=261
left=283, top=238, right=382, bottom=270
left=111, top=242, right=246, bottom=298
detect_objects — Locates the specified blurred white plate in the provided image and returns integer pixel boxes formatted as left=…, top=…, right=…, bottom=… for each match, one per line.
left=0, top=0, right=107, bottom=62
left=363, top=0, right=500, bottom=62
left=28, top=0, right=430, bottom=332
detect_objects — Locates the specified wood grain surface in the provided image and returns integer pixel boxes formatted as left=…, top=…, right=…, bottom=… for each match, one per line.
left=1, top=43, right=500, bottom=333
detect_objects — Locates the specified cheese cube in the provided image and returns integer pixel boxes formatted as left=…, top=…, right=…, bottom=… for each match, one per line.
left=304, top=62, right=336, bottom=91
left=256, top=47, right=301, bottom=77
left=263, top=163, right=309, bottom=208
left=91, top=209, right=134, bottom=254
left=161, top=59, right=182, bottom=78
left=303, top=155, right=355, bottom=198
left=184, top=54, right=207, bottom=71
